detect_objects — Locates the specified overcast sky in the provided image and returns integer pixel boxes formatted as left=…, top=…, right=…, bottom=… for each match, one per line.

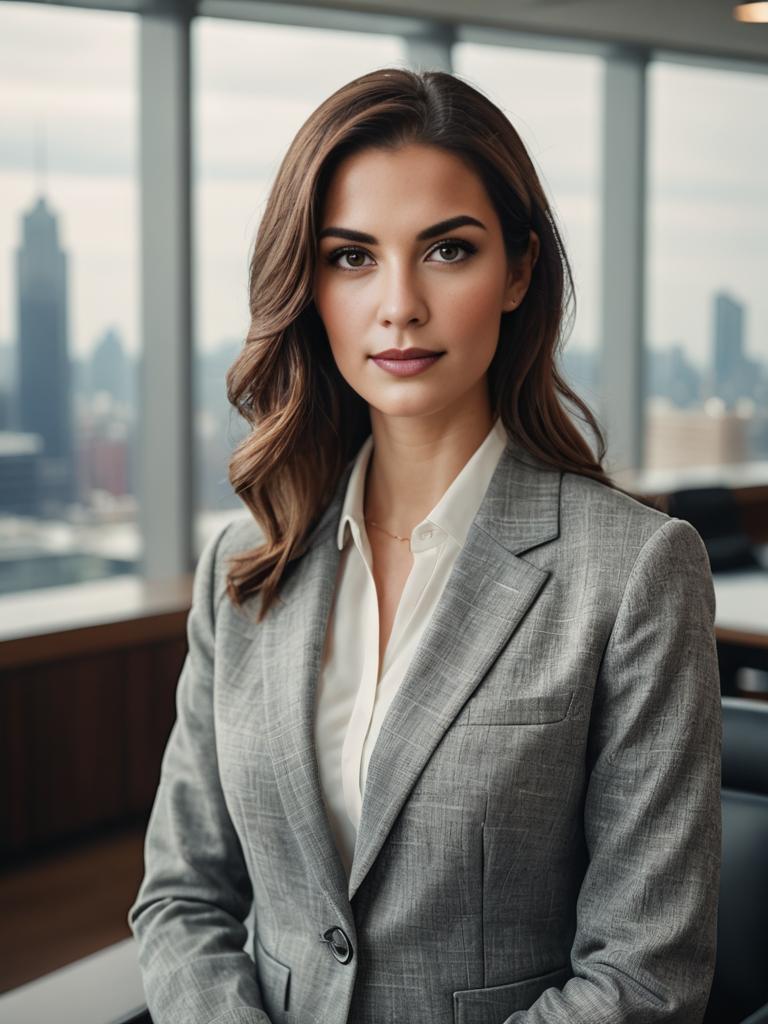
left=0, top=1, right=766, bottom=374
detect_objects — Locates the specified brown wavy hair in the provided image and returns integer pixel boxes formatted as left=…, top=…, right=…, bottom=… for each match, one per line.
left=225, top=66, right=646, bottom=621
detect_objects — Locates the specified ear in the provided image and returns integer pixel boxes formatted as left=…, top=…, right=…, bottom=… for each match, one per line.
left=502, top=230, right=540, bottom=312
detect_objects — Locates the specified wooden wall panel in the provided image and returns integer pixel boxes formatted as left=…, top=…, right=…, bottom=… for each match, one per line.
left=0, top=634, right=186, bottom=865
left=1, top=674, right=26, bottom=854
left=124, top=639, right=187, bottom=815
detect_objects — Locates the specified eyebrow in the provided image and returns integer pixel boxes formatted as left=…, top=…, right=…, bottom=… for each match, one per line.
left=317, top=215, right=487, bottom=244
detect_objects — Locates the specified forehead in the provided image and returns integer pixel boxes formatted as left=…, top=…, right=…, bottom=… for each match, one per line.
left=319, top=144, right=493, bottom=225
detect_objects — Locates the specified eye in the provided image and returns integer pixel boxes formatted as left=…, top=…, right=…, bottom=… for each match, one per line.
left=426, top=239, right=477, bottom=263
left=323, top=238, right=477, bottom=272
left=324, top=246, right=374, bottom=271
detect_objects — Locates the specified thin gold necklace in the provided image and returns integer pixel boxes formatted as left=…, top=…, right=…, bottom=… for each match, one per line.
left=364, top=518, right=411, bottom=542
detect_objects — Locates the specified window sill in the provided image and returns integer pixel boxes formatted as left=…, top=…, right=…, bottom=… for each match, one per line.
left=0, top=574, right=193, bottom=669
left=0, top=936, right=146, bottom=1024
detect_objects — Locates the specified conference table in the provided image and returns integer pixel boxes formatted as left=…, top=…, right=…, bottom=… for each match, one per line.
left=713, top=542, right=768, bottom=643
left=713, top=545, right=768, bottom=696
left=715, top=571, right=768, bottom=649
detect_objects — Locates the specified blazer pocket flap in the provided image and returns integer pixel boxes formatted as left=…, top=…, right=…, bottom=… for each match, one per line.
left=462, top=691, right=574, bottom=726
left=453, top=964, right=571, bottom=1024
left=255, top=933, right=291, bottom=1013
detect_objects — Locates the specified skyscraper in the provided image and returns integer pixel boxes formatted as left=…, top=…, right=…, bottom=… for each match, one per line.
left=15, top=194, right=76, bottom=510
left=712, top=291, right=749, bottom=408
left=89, top=326, right=129, bottom=405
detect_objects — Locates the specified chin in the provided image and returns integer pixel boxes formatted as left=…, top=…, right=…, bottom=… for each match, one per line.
left=369, top=391, right=463, bottom=420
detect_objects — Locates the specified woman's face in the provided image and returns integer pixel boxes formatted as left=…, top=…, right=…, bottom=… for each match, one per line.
left=312, top=142, right=539, bottom=425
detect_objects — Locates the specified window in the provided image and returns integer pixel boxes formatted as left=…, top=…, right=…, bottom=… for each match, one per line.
left=192, top=19, right=406, bottom=551
left=645, top=60, right=768, bottom=469
left=453, top=42, right=603, bottom=415
left=0, top=2, right=139, bottom=594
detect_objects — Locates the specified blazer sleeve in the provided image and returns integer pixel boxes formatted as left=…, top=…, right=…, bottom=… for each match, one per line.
left=127, top=522, right=272, bottom=1024
left=505, top=516, right=723, bottom=1024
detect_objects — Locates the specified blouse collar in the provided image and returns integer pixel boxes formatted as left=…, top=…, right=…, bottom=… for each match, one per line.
left=336, top=416, right=509, bottom=553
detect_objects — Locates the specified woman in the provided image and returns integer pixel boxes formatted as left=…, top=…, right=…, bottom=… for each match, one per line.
left=128, top=68, right=722, bottom=1024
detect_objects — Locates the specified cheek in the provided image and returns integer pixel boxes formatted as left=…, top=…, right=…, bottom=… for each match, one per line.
left=442, top=277, right=505, bottom=363
left=447, top=276, right=504, bottom=331
left=314, top=282, right=363, bottom=356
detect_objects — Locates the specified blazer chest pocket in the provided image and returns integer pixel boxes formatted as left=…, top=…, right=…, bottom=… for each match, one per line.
left=453, top=964, right=572, bottom=1024
left=459, top=690, right=573, bottom=726
left=254, top=933, right=291, bottom=1020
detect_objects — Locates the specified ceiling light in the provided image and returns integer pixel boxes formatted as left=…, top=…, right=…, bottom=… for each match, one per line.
left=733, top=1, right=768, bottom=22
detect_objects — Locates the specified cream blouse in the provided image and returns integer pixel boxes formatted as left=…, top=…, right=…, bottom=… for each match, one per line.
left=313, top=416, right=509, bottom=886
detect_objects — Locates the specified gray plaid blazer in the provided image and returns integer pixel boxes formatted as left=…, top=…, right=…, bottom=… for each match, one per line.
left=128, top=432, right=722, bottom=1024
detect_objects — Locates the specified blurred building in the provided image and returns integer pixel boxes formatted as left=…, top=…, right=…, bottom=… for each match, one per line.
left=0, top=431, right=42, bottom=516
left=89, top=326, right=131, bottom=406
left=711, top=291, right=759, bottom=409
left=78, top=430, right=131, bottom=497
left=15, top=195, right=76, bottom=511
left=647, top=344, right=703, bottom=409
left=645, top=397, right=750, bottom=470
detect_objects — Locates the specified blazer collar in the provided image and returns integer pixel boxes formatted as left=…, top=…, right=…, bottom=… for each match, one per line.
left=258, top=430, right=562, bottom=919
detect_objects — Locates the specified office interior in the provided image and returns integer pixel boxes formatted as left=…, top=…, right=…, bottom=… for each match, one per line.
left=0, top=0, right=766, bottom=1021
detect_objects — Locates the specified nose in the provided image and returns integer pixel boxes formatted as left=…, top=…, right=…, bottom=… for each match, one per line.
left=376, top=262, right=429, bottom=330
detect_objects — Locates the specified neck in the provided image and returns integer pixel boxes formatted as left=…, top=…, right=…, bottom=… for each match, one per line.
left=363, top=398, right=495, bottom=535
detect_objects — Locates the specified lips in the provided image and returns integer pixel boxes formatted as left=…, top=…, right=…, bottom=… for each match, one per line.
left=371, top=348, right=443, bottom=360
left=370, top=350, right=444, bottom=378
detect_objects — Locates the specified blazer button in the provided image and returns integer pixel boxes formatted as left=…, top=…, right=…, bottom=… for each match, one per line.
left=322, top=926, right=353, bottom=964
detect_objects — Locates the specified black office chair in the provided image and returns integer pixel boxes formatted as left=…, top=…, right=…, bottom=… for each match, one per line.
left=703, top=697, right=768, bottom=1023
left=666, top=486, right=762, bottom=573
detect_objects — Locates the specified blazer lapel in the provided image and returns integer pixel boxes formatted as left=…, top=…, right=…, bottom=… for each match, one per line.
left=259, top=460, right=354, bottom=918
left=347, top=440, right=561, bottom=900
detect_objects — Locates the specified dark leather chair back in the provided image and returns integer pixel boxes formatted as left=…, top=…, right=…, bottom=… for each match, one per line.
left=704, top=698, right=768, bottom=1023
left=666, top=487, right=760, bottom=573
